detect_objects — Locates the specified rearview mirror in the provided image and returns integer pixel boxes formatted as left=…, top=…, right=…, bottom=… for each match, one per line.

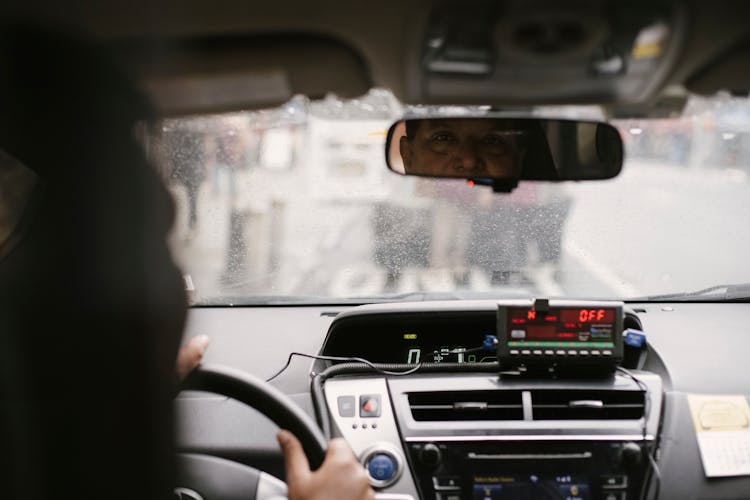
left=385, top=117, right=623, bottom=186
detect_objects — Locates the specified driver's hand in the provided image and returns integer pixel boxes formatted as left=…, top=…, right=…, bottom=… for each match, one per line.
left=278, top=430, right=375, bottom=500
left=175, top=335, right=210, bottom=382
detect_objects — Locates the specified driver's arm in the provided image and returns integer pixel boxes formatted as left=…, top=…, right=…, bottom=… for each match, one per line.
left=278, top=430, right=375, bottom=500
left=175, top=338, right=373, bottom=499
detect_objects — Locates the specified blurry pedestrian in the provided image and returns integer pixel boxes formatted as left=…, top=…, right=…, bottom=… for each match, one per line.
left=165, top=127, right=206, bottom=238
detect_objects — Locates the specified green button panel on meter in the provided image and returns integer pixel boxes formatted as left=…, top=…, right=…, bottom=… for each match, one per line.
left=507, top=341, right=615, bottom=348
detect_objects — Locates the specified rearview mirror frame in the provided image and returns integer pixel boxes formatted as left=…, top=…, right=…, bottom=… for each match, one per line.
left=385, top=116, right=624, bottom=190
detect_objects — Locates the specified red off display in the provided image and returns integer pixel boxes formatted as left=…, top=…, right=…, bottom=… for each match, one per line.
left=508, top=308, right=615, bottom=325
left=560, top=308, right=615, bottom=323
left=506, top=307, right=616, bottom=342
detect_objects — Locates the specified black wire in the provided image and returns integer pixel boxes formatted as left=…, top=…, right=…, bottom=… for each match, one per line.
left=266, top=352, right=424, bottom=382
left=318, top=361, right=501, bottom=380
left=616, top=367, right=650, bottom=434
left=266, top=345, right=488, bottom=382
left=647, top=450, right=662, bottom=500
left=617, top=367, right=661, bottom=500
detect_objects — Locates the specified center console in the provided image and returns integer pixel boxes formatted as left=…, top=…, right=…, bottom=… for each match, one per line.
left=315, top=300, right=662, bottom=500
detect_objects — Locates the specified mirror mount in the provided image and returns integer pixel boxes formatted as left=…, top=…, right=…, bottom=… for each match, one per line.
left=466, top=177, right=519, bottom=194
left=491, top=178, right=519, bottom=193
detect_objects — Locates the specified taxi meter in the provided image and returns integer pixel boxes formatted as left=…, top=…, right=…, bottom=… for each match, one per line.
left=497, top=299, right=624, bottom=372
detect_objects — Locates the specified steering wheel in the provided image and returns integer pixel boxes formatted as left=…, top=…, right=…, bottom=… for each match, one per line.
left=176, top=364, right=328, bottom=500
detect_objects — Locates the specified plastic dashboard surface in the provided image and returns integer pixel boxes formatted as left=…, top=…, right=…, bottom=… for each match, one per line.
left=177, top=301, right=750, bottom=499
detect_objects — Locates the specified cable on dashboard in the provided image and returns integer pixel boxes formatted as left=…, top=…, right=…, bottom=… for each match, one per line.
left=266, top=342, right=495, bottom=383
left=266, top=352, right=426, bottom=383
left=264, top=341, right=497, bottom=439
left=617, top=366, right=661, bottom=500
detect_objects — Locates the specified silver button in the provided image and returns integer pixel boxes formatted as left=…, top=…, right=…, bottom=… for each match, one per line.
left=544, top=350, right=554, bottom=355
left=603, top=350, right=613, bottom=356
left=567, top=350, right=577, bottom=356
left=532, top=350, right=543, bottom=355
left=511, top=330, right=526, bottom=339
left=591, top=350, right=601, bottom=356
left=579, top=350, right=589, bottom=356
left=509, top=349, right=520, bottom=355
left=556, top=350, right=566, bottom=355
left=521, top=349, right=531, bottom=355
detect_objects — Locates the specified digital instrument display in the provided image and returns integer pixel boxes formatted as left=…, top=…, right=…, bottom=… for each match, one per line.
left=473, top=474, right=590, bottom=500
left=497, top=299, right=624, bottom=369
left=322, top=312, right=498, bottom=364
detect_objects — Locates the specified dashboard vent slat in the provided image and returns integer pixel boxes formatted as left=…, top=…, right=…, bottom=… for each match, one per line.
left=531, top=390, right=645, bottom=420
left=408, top=391, right=524, bottom=421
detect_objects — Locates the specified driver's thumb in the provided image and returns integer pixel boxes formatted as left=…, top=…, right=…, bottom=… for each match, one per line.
left=277, top=430, right=311, bottom=486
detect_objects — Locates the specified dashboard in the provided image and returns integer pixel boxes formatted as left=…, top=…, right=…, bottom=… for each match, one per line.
left=321, top=310, right=498, bottom=365
left=177, top=301, right=750, bottom=499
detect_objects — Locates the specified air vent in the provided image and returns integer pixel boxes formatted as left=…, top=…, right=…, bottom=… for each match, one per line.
left=408, top=390, right=523, bottom=421
left=531, top=390, right=645, bottom=420
left=624, top=310, right=644, bottom=331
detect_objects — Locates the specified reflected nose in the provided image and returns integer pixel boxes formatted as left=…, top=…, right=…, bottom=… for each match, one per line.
left=454, top=142, right=485, bottom=173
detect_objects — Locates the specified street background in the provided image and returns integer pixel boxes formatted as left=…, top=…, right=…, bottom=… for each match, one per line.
left=155, top=91, right=750, bottom=304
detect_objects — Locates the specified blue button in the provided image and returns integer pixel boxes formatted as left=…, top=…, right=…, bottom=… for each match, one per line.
left=367, top=453, right=396, bottom=482
left=624, top=328, right=646, bottom=348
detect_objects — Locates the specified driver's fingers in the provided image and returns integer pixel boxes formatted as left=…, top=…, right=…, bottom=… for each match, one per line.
left=176, top=335, right=210, bottom=381
left=277, top=430, right=311, bottom=486
left=326, top=437, right=357, bottom=462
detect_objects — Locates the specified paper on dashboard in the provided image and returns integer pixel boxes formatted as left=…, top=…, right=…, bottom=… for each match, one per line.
left=688, top=394, right=750, bottom=477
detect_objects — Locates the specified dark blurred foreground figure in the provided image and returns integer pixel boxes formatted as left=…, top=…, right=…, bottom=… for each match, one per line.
left=0, top=25, right=188, bottom=499
left=0, top=24, right=374, bottom=500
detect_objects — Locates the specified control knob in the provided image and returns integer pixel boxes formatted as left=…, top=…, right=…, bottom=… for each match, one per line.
left=620, top=441, right=643, bottom=468
left=419, top=443, right=442, bottom=468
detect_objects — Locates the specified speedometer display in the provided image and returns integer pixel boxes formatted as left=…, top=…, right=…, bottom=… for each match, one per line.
left=322, top=311, right=497, bottom=364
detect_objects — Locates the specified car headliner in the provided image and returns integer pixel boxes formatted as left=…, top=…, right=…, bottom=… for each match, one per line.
left=2, top=0, right=750, bottom=116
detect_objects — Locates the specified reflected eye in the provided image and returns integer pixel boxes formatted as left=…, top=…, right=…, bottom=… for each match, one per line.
left=430, top=132, right=457, bottom=143
left=482, top=135, right=509, bottom=147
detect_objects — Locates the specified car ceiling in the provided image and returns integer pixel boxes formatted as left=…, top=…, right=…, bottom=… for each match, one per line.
left=4, top=0, right=750, bottom=116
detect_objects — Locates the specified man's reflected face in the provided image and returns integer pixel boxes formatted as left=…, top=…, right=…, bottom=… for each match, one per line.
left=399, top=119, right=525, bottom=178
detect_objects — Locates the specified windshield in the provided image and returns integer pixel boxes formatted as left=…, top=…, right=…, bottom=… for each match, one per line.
left=148, top=90, right=750, bottom=305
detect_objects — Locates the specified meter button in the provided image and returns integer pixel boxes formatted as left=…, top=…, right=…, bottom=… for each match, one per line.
left=511, top=330, right=526, bottom=339
left=360, top=395, right=381, bottom=418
